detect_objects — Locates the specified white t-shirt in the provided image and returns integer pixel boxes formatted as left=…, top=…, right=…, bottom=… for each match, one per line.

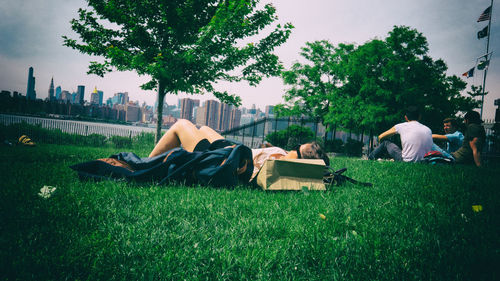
left=394, top=121, right=433, bottom=162
left=250, top=147, right=288, bottom=180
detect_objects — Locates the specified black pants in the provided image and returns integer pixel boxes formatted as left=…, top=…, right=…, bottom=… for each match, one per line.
left=368, top=140, right=403, bottom=161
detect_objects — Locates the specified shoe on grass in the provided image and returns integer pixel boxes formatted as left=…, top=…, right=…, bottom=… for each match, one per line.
left=18, top=135, right=36, bottom=146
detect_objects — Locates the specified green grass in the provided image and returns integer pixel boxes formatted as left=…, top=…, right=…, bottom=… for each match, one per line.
left=1, top=144, right=499, bottom=280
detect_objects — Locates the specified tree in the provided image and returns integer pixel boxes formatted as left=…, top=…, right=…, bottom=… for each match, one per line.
left=275, top=41, right=353, bottom=126
left=330, top=26, right=479, bottom=134
left=63, top=0, right=293, bottom=142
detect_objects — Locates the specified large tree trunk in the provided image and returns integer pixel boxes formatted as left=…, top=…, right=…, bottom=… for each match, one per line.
left=155, top=81, right=166, bottom=143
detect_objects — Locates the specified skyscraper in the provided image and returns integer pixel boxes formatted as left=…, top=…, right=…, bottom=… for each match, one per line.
left=217, top=103, right=232, bottom=131
left=55, top=86, right=62, bottom=100
left=48, top=77, right=55, bottom=101
left=180, top=98, right=198, bottom=121
left=265, top=105, right=274, bottom=117
left=98, top=90, right=103, bottom=106
left=195, top=99, right=220, bottom=129
left=110, top=92, right=129, bottom=106
left=229, top=107, right=242, bottom=130
left=77, top=85, right=85, bottom=104
left=90, top=87, right=100, bottom=105
left=26, top=67, right=36, bottom=100
left=206, top=100, right=220, bottom=129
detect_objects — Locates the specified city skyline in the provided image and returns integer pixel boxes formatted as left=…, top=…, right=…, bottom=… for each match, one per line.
left=1, top=0, right=499, bottom=119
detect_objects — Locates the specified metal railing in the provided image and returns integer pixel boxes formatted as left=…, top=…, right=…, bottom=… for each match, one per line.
left=221, top=117, right=371, bottom=149
left=0, top=114, right=155, bottom=138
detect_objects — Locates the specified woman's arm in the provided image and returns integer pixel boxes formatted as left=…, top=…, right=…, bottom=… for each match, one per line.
left=470, top=137, right=482, bottom=167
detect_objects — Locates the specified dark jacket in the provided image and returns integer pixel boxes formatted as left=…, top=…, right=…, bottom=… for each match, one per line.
left=70, top=143, right=253, bottom=188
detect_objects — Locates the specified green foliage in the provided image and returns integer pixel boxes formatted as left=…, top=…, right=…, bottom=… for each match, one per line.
left=279, top=26, right=480, bottom=135
left=265, top=124, right=314, bottom=150
left=343, top=138, right=364, bottom=157
left=324, top=138, right=344, bottom=153
left=2, top=144, right=499, bottom=280
left=0, top=122, right=154, bottom=150
left=107, top=135, right=132, bottom=148
left=276, top=41, right=353, bottom=124
left=63, top=0, right=293, bottom=140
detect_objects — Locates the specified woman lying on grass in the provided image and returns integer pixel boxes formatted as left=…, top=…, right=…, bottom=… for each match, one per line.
left=148, top=119, right=330, bottom=181
left=71, top=119, right=330, bottom=187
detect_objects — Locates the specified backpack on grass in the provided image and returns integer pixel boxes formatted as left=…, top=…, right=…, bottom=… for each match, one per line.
left=421, top=150, right=454, bottom=165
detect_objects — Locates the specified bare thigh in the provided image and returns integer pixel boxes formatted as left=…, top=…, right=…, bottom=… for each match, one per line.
left=174, top=120, right=206, bottom=152
left=149, top=119, right=204, bottom=157
left=199, top=126, right=224, bottom=143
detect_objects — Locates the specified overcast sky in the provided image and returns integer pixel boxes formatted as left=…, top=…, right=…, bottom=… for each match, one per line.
left=1, top=0, right=499, bottom=119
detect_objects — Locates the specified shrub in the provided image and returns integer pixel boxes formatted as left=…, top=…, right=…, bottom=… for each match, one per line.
left=325, top=139, right=344, bottom=153
left=83, top=134, right=107, bottom=146
left=344, top=138, right=364, bottom=157
left=265, top=125, right=314, bottom=150
left=108, top=135, right=132, bottom=148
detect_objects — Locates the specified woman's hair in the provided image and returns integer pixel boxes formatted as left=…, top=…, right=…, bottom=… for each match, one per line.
left=301, top=141, right=330, bottom=166
left=464, top=111, right=482, bottom=124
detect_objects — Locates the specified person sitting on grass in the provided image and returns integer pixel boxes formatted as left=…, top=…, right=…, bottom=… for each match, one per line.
left=368, top=106, right=433, bottom=162
left=149, top=119, right=330, bottom=181
left=430, top=117, right=464, bottom=159
left=451, top=111, right=486, bottom=167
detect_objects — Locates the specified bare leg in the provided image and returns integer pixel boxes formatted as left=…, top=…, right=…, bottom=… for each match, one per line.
left=199, top=126, right=224, bottom=143
left=149, top=119, right=205, bottom=157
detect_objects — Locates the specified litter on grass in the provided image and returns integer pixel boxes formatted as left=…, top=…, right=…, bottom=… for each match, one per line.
left=39, top=186, right=56, bottom=199
left=472, top=205, right=483, bottom=212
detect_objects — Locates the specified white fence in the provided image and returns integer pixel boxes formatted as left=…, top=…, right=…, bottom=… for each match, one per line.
left=0, top=114, right=156, bottom=138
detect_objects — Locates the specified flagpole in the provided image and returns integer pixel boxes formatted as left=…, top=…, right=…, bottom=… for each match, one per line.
left=480, top=0, right=493, bottom=118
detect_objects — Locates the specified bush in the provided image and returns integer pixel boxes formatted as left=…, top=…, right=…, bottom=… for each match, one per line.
left=132, top=132, right=155, bottom=150
left=0, top=122, right=153, bottom=149
left=344, top=138, right=364, bottom=157
left=325, top=139, right=344, bottom=153
left=83, top=134, right=107, bottom=146
left=108, top=135, right=132, bottom=148
left=265, top=125, right=314, bottom=150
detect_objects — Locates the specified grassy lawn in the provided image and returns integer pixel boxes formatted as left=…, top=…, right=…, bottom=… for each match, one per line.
left=1, top=144, right=499, bottom=280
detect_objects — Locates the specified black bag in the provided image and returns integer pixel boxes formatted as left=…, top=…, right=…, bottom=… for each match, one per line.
left=323, top=167, right=373, bottom=187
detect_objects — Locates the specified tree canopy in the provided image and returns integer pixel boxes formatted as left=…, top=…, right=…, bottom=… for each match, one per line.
left=63, top=0, right=293, bottom=140
left=277, top=26, right=480, bottom=135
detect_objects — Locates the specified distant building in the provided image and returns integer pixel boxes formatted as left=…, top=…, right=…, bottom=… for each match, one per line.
left=195, top=105, right=207, bottom=126
left=229, top=107, right=242, bottom=130
left=71, top=92, right=78, bottom=104
left=77, top=85, right=85, bottom=104
left=217, top=103, right=232, bottom=131
left=495, top=98, right=500, bottom=122
left=98, top=90, right=103, bottom=106
left=60, top=90, right=71, bottom=102
left=265, top=105, right=274, bottom=118
left=26, top=67, right=36, bottom=100
left=108, top=92, right=129, bottom=106
left=248, top=104, right=257, bottom=114
left=162, top=115, right=177, bottom=127
left=180, top=98, right=200, bottom=121
left=90, top=87, right=100, bottom=105
left=125, top=103, right=141, bottom=122
left=55, top=86, right=61, bottom=100
left=48, top=77, right=55, bottom=101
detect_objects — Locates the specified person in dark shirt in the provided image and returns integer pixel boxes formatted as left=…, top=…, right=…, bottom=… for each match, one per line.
left=452, top=111, right=486, bottom=167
